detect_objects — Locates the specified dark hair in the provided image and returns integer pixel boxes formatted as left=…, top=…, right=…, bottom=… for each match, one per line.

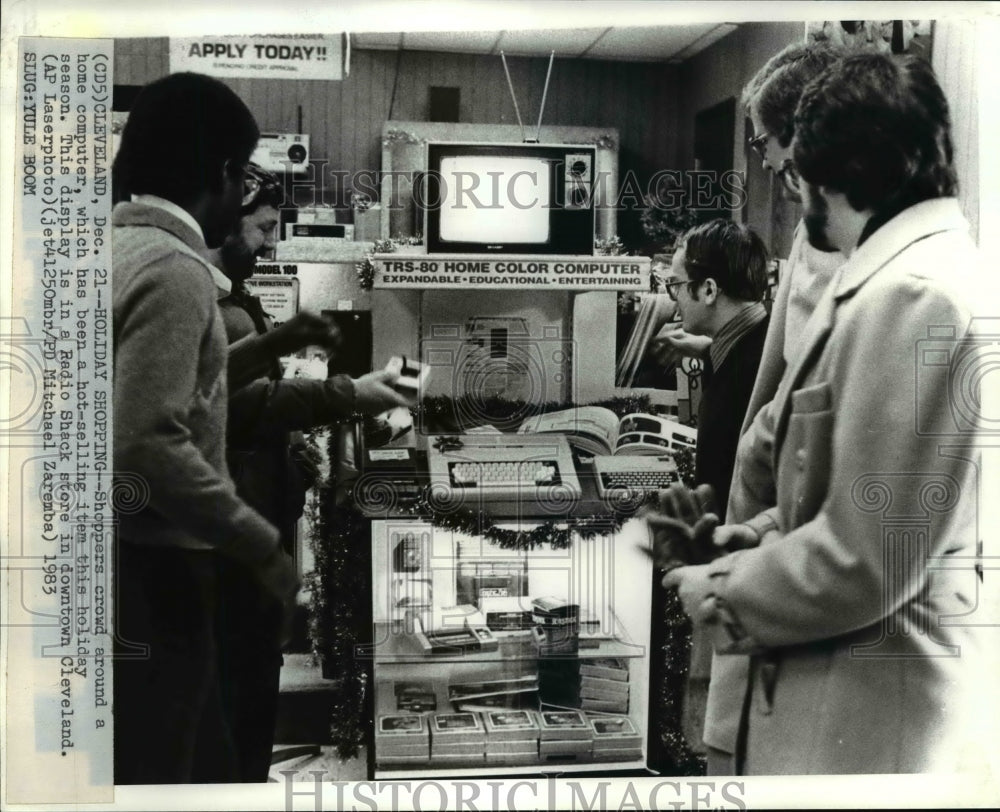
left=793, top=53, right=956, bottom=237
left=681, top=219, right=768, bottom=302
left=113, top=72, right=259, bottom=204
left=751, top=44, right=849, bottom=147
left=241, top=162, right=285, bottom=215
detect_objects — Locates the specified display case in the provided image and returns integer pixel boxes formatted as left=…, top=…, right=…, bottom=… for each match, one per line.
left=370, top=517, right=654, bottom=778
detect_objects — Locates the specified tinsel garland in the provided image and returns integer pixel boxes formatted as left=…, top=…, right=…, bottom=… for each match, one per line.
left=398, top=487, right=656, bottom=551
left=303, top=431, right=373, bottom=760
left=306, top=394, right=700, bottom=765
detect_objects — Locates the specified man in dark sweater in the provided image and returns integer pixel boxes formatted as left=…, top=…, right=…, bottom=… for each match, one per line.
left=647, top=219, right=768, bottom=770
left=206, top=164, right=408, bottom=782
left=660, top=219, right=769, bottom=514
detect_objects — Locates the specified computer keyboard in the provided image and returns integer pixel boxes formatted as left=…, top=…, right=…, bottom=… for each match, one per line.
left=450, top=460, right=560, bottom=488
left=593, top=454, right=679, bottom=498
left=428, top=434, right=582, bottom=501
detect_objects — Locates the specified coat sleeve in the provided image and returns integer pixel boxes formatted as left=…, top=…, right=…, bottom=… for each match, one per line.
left=707, top=276, right=978, bottom=652
left=113, top=260, right=279, bottom=564
left=227, top=375, right=357, bottom=441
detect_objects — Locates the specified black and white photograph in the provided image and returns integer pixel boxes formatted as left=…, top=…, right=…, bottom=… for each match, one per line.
left=2, top=2, right=999, bottom=810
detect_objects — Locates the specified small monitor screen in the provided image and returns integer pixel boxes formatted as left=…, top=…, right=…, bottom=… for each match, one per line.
left=437, top=156, right=551, bottom=244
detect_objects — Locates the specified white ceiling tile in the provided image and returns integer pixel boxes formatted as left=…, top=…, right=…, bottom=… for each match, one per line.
left=585, top=24, right=716, bottom=60
left=670, top=23, right=739, bottom=61
left=352, top=31, right=404, bottom=50
left=402, top=30, right=502, bottom=54
left=495, top=27, right=611, bottom=57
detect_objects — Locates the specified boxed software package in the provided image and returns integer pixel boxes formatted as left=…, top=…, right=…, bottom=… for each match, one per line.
left=590, top=715, right=642, bottom=761
left=376, top=714, right=430, bottom=765
left=483, top=709, right=541, bottom=766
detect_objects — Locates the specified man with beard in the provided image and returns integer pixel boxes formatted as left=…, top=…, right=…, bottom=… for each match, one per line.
left=652, top=52, right=989, bottom=774
left=206, top=163, right=409, bottom=782
left=699, top=42, right=850, bottom=776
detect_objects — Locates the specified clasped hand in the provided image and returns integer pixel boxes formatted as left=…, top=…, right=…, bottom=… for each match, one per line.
left=645, top=483, right=722, bottom=573
left=644, top=483, right=759, bottom=575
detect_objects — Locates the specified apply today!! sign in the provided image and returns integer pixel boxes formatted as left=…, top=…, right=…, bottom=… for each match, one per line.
left=170, top=35, right=344, bottom=80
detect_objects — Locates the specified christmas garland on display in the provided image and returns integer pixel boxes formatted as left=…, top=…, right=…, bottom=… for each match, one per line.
left=305, top=394, right=699, bottom=763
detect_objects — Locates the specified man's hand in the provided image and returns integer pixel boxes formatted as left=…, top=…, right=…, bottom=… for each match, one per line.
left=253, top=547, right=301, bottom=649
left=352, top=369, right=411, bottom=414
left=713, top=523, right=761, bottom=552
left=661, top=564, right=718, bottom=624
left=645, top=483, right=721, bottom=572
left=270, top=311, right=342, bottom=356
left=253, top=546, right=300, bottom=602
left=651, top=325, right=712, bottom=366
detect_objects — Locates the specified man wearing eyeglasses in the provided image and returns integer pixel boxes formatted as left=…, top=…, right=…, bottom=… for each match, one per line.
left=696, top=42, right=851, bottom=776
left=206, top=163, right=410, bottom=782
left=656, top=51, right=990, bottom=775
left=647, top=219, right=768, bottom=774
left=656, top=220, right=770, bottom=517
left=111, top=73, right=295, bottom=784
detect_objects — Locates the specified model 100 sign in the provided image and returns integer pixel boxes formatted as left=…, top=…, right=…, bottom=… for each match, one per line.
left=373, top=254, right=650, bottom=290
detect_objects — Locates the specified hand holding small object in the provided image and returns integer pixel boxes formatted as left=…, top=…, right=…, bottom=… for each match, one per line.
left=352, top=369, right=412, bottom=414
left=651, top=325, right=712, bottom=366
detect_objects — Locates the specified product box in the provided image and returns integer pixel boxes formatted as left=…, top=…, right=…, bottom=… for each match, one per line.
left=580, top=696, right=629, bottom=714
left=377, top=742, right=431, bottom=757
left=376, top=714, right=429, bottom=744
left=579, top=657, right=629, bottom=682
left=394, top=681, right=438, bottom=712
left=531, top=596, right=580, bottom=627
left=591, top=745, right=643, bottom=762
left=376, top=714, right=430, bottom=763
left=485, top=749, right=539, bottom=767
left=537, top=710, right=591, bottom=742
left=538, top=738, right=594, bottom=761
left=480, top=596, right=534, bottom=632
left=483, top=710, right=540, bottom=742
left=580, top=675, right=629, bottom=696
left=428, top=752, right=486, bottom=767
left=430, top=712, right=486, bottom=746
left=377, top=753, right=432, bottom=766
left=590, top=715, right=642, bottom=752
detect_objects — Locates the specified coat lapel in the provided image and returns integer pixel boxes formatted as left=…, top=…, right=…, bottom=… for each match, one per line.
left=767, top=198, right=969, bottom=474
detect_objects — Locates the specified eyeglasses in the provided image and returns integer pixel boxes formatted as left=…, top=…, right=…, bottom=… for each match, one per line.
left=747, top=132, right=769, bottom=160
left=662, top=278, right=695, bottom=301
left=241, top=164, right=283, bottom=208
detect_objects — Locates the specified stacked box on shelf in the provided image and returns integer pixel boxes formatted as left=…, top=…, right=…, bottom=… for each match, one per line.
left=394, top=680, right=437, bottom=713
left=578, top=657, right=629, bottom=714
left=429, top=712, right=486, bottom=767
left=579, top=657, right=629, bottom=682
left=375, top=714, right=430, bottom=767
left=533, top=598, right=581, bottom=709
left=536, top=710, right=593, bottom=763
left=589, top=715, right=643, bottom=762
left=483, top=710, right=540, bottom=766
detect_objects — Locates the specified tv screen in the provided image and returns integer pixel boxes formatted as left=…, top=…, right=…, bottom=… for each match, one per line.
left=425, top=142, right=596, bottom=256
left=437, top=155, right=552, bottom=245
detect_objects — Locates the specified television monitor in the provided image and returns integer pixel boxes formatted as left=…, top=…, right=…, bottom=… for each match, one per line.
left=423, top=142, right=596, bottom=256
